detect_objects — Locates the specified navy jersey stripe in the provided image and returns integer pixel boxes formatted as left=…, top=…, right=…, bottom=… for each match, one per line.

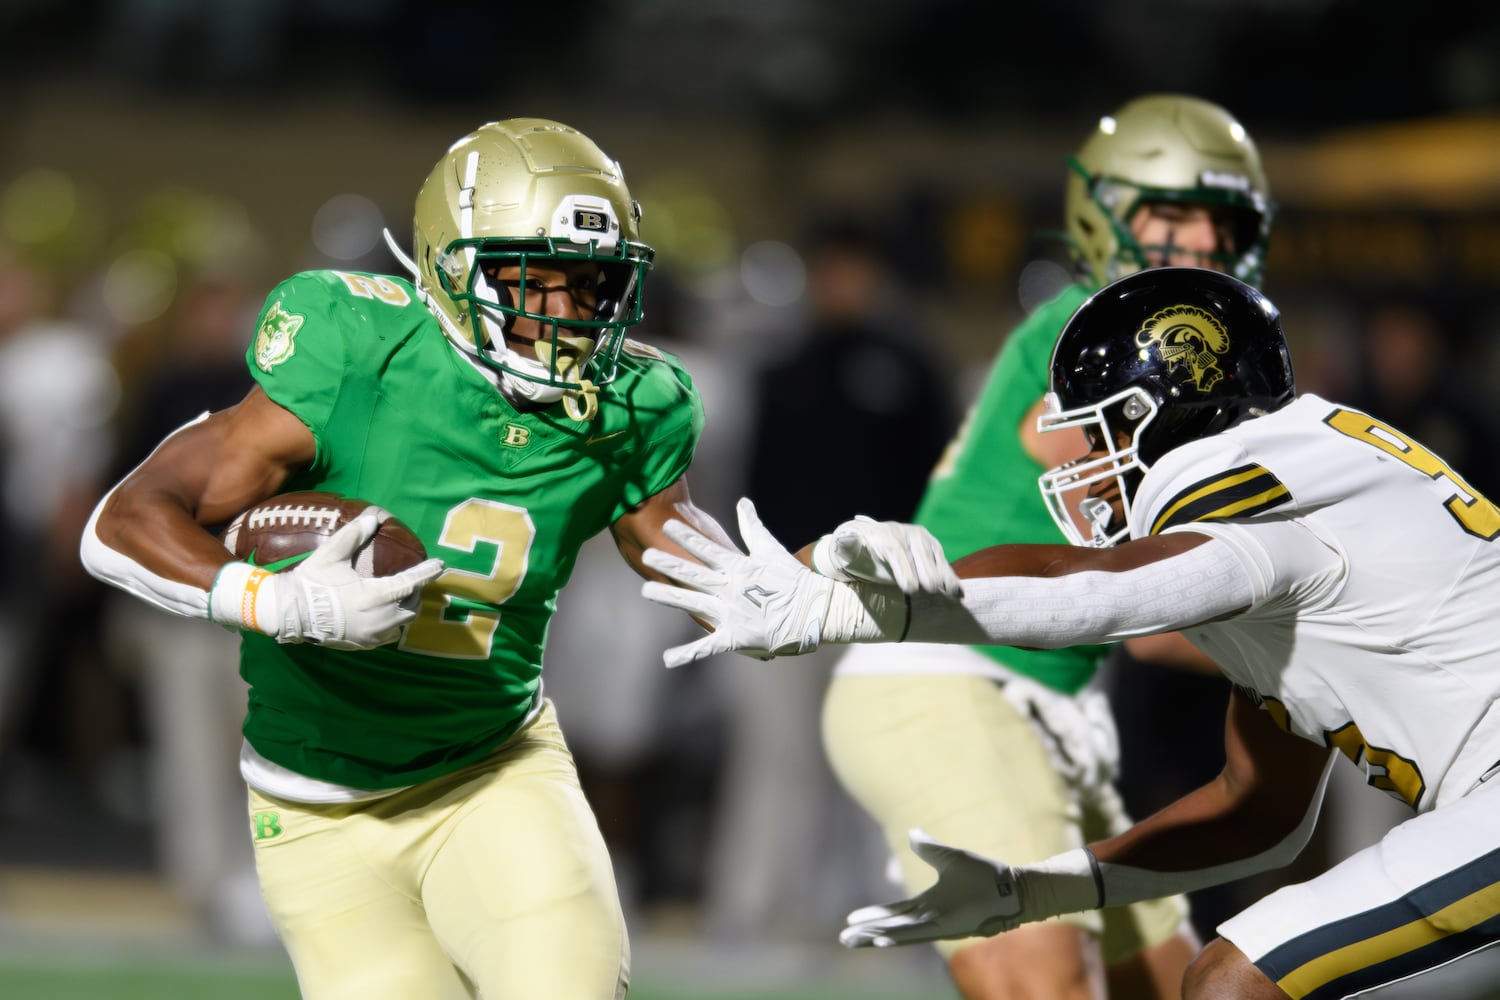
left=1150, top=463, right=1291, bottom=535
left=1257, top=843, right=1500, bottom=998
left=1299, top=914, right=1500, bottom=1000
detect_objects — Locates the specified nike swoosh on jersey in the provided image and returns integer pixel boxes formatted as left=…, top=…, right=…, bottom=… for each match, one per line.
left=585, top=429, right=628, bottom=446
left=247, top=548, right=313, bottom=572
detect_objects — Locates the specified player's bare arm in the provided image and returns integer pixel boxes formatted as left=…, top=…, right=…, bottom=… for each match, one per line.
left=83, top=384, right=440, bottom=648
left=950, top=529, right=1212, bottom=581
left=837, top=689, right=1336, bottom=950
left=1088, top=687, right=1335, bottom=876
left=93, top=386, right=314, bottom=589
left=610, top=473, right=735, bottom=583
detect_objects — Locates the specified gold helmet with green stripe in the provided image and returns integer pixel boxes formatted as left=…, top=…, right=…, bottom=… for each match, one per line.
left=1064, top=95, right=1272, bottom=288
left=390, top=118, right=652, bottom=417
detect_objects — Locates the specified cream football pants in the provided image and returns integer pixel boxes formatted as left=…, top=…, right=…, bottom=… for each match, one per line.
left=823, top=670, right=1188, bottom=962
left=248, top=700, right=628, bottom=1000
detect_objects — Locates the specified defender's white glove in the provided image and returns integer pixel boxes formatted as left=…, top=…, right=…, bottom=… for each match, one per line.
left=210, top=508, right=445, bottom=650
left=840, top=829, right=1099, bottom=949
left=641, top=498, right=907, bottom=669
left=811, top=516, right=964, bottom=599
left=1001, top=678, right=1121, bottom=797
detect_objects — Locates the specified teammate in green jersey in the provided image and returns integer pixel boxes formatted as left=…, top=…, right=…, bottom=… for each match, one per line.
left=80, top=118, right=733, bottom=1000
left=817, top=95, right=1274, bottom=1000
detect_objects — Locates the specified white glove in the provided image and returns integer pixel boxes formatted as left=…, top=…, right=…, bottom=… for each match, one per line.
left=811, top=516, right=964, bottom=599
left=641, top=497, right=907, bottom=669
left=839, top=829, right=1098, bottom=949
left=211, top=507, right=445, bottom=650
left=1001, top=678, right=1121, bottom=796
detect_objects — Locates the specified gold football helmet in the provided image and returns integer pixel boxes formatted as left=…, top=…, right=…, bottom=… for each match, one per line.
left=390, top=118, right=652, bottom=417
left=1064, top=95, right=1272, bottom=288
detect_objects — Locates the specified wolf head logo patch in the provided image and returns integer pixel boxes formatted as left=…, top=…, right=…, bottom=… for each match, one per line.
left=254, top=302, right=306, bottom=373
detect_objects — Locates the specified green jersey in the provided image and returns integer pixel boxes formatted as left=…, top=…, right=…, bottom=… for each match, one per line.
left=241, top=270, right=703, bottom=789
left=914, top=283, right=1109, bottom=694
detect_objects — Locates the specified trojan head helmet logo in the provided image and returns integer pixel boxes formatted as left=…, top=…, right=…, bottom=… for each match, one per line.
left=1134, top=305, right=1230, bottom=393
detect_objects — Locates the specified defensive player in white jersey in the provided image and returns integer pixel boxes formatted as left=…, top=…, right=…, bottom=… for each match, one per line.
left=641, top=266, right=1500, bottom=1000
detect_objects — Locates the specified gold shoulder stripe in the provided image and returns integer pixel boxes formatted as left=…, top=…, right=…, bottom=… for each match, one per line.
left=1149, top=463, right=1291, bottom=535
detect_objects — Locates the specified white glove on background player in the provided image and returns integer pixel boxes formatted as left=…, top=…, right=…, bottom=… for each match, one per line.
left=1001, top=677, right=1122, bottom=796
left=840, top=829, right=1099, bottom=949
left=811, top=515, right=964, bottom=599
left=641, top=497, right=907, bottom=668
left=210, top=507, right=445, bottom=650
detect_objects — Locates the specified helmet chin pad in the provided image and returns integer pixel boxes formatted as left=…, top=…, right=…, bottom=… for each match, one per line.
left=478, top=316, right=597, bottom=405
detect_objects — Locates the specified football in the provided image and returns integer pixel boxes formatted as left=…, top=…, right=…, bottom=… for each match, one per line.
left=219, top=491, right=428, bottom=577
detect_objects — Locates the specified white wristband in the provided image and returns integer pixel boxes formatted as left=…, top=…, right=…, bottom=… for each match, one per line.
left=209, top=561, right=277, bottom=635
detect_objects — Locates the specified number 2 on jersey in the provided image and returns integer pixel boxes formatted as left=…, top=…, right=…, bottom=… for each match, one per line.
left=1326, top=408, right=1500, bottom=540
left=399, top=499, right=535, bottom=659
left=334, top=271, right=412, bottom=307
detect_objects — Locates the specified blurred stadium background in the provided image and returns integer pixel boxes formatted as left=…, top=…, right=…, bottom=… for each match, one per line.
left=3, top=0, right=1500, bottom=996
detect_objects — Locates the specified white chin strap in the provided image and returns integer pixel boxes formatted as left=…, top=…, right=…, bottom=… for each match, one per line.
left=473, top=301, right=599, bottom=421
left=474, top=306, right=567, bottom=405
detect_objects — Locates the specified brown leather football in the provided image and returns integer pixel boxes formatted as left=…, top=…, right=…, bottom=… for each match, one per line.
left=219, top=491, right=427, bottom=577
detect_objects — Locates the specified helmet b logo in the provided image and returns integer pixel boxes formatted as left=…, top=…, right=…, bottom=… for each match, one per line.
left=574, top=210, right=609, bottom=233
left=1135, top=306, right=1230, bottom=393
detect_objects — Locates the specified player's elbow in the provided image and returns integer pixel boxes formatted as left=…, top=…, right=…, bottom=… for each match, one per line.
left=78, top=492, right=121, bottom=582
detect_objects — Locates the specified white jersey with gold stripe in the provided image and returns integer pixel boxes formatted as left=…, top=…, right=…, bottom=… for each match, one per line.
left=1130, top=392, right=1500, bottom=812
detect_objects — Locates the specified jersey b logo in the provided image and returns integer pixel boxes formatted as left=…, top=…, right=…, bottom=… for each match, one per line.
left=1136, top=306, right=1229, bottom=393
left=502, top=424, right=531, bottom=447
left=253, top=811, right=284, bottom=841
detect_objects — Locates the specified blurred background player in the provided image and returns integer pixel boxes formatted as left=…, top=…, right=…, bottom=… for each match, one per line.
left=80, top=118, right=735, bottom=1000
left=819, top=94, right=1272, bottom=1000
left=0, top=245, right=120, bottom=834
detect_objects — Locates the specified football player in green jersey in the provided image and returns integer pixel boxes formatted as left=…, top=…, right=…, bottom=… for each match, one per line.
left=816, top=95, right=1273, bottom=1000
left=80, top=118, right=733, bottom=1000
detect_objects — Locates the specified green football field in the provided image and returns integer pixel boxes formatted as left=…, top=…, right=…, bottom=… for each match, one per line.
left=0, top=967, right=945, bottom=1000
left=0, top=922, right=951, bottom=1000
left=0, top=952, right=951, bottom=1000
left=0, top=866, right=951, bottom=999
